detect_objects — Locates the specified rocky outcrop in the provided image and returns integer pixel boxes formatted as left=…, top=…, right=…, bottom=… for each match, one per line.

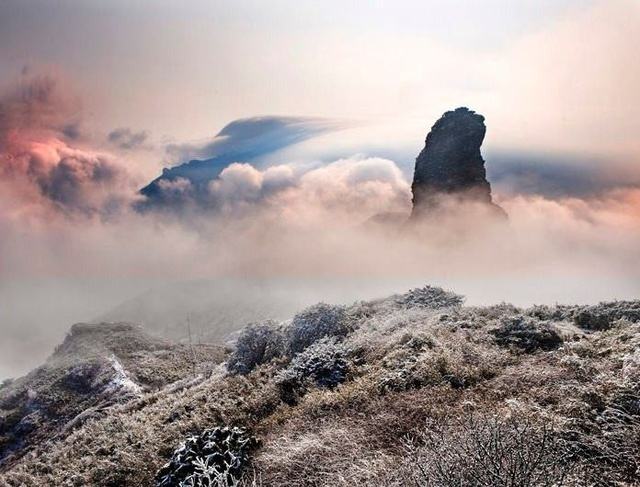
left=411, top=107, right=505, bottom=219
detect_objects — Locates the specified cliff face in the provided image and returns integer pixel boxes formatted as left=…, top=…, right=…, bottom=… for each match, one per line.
left=411, top=107, right=505, bottom=218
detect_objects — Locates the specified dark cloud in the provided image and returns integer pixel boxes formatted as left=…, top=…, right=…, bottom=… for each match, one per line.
left=62, top=122, right=81, bottom=140
left=0, top=73, right=138, bottom=216
left=165, top=116, right=343, bottom=163
left=0, top=74, right=77, bottom=146
left=107, top=127, right=149, bottom=150
left=486, top=152, right=640, bottom=199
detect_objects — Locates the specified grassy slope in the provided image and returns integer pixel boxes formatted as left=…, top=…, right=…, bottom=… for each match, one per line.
left=1, top=289, right=639, bottom=486
left=0, top=323, right=225, bottom=475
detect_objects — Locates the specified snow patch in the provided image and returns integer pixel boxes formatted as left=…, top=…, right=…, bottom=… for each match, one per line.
left=105, top=355, right=142, bottom=395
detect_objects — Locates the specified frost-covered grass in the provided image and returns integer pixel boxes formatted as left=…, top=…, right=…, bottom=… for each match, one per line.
left=0, top=323, right=225, bottom=473
left=1, top=289, right=640, bottom=486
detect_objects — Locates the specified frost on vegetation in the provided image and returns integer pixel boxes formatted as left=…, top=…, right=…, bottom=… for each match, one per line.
left=227, top=303, right=350, bottom=377
left=397, top=286, right=464, bottom=310
left=561, top=396, right=640, bottom=484
left=276, top=338, right=349, bottom=403
left=491, top=316, right=563, bottom=353
left=375, top=339, right=498, bottom=393
left=227, top=321, right=285, bottom=375
left=155, top=426, right=257, bottom=487
left=526, top=304, right=577, bottom=322
left=60, top=355, right=141, bottom=397
left=105, top=355, right=142, bottom=395
left=287, top=303, right=348, bottom=355
left=574, top=310, right=612, bottom=331
left=397, top=412, right=570, bottom=486
left=574, top=300, right=640, bottom=331
left=622, top=350, right=640, bottom=387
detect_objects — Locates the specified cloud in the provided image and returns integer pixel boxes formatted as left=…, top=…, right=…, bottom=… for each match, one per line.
left=3, top=117, right=640, bottom=380
left=487, top=152, right=640, bottom=199
left=1, top=2, right=640, bottom=379
left=148, top=156, right=411, bottom=223
left=139, top=116, right=347, bottom=210
left=0, top=73, right=139, bottom=217
left=165, top=116, right=344, bottom=163
left=107, top=127, right=149, bottom=150
left=0, top=75, right=76, bottom=143
left=61, top=122, right=82, bottom=140
left=0, top=76, right=637, bottom=379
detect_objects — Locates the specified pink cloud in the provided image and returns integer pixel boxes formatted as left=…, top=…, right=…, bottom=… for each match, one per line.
left=0, top=74, right=138, bottom=217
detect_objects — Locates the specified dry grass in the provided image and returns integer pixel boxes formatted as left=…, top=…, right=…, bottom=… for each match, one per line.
left=1, top=290, right=640, bottom=486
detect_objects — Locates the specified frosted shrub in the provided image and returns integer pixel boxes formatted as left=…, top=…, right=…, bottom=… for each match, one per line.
left=155, top=426, right=257, bottom=487
left=491, top=316, right=562, bottom=353
left=287, top=304, right=348, bottom=355
left=526, top=304, right=577, bottom=322
left=276, top=338, right=349, bottom=404
left=623, top=350, right=640, bottom=387
left=574, top=301, right=640, bottom=331
left=399, top=286, right=464, bottom=310
left=227, top=321, right=285, bottom=375
left=399, top=412, right=569, bottom=486
left=573, top=309, right=612, bottom=331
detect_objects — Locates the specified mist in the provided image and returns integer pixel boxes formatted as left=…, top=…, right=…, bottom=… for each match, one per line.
left=2, top=137, right=639, bottom=378
left=1, top=17, right=640, bottom=378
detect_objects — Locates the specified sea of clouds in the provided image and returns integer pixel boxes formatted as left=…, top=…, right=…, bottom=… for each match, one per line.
left=1, top=73, right=639, bottom=378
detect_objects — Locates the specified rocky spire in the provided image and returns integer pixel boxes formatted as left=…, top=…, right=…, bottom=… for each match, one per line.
left=411, top=107, right=505, bottom=219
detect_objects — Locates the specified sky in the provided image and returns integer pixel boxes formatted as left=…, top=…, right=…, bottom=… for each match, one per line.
left=2, top=0, right=638, bottom=165
left=0, top=0, right=639, bottom=378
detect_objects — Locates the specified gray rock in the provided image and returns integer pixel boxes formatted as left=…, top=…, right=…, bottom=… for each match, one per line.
left=411, top=107, right=506, bottom=219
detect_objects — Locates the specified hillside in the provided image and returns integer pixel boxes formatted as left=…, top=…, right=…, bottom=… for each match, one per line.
left=0, top=323, right=225, bottom=474
left=1, top=287, right=640, bottom=486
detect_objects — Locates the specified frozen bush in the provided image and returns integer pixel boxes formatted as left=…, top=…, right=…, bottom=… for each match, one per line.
left=595, top=300, right=640, bottom=322
left=398, top=412, right=570, bottom=486
left=377, top=340, right=498, bottom=393
left=398, top=286, right=464, bottom=310
left=526, top=304, right=577, bottom=322
left=276, top=338, right=349, bottom=404
left=227, top=321, right=285, bottom=375
left=61, top=361, right=105, bottom=394
left=155, top=426, right=257, bottom=487
left=491, top=316, right=562, bottom=353
left=574, top=301, right=640, bottom=331
left=279, top=338, right=348, bottom=388
left=561, top=400, right=640, bottom=484
left=573, top=309, right=612, bottom=331
left=287, top=303, right=348, bottom=355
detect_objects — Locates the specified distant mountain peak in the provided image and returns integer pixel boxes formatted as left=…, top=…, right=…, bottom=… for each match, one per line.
left=410, top=107, right=506, bottom=219
left=137, top=116, right=339, bottom=212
